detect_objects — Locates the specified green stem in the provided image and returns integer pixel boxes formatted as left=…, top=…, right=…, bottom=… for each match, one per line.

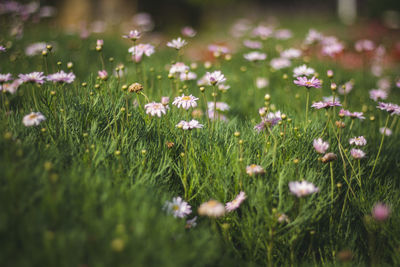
left=368, top=115, right=390, bottom=180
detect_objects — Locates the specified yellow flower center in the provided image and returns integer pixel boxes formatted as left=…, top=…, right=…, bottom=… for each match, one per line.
left=173, top=205, right=179, bottom=211
left=28, top=114, right=38, bottom=119
left=182, top=96, right=191, bottom=101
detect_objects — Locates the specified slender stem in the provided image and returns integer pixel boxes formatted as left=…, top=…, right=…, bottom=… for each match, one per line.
left=305, top=88, right=310, bottom=130
left=368, top=115, right=390, bottom=180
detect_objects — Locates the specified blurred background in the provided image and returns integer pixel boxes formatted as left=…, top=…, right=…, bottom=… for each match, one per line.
left=34, top=0, right=400, bottom=32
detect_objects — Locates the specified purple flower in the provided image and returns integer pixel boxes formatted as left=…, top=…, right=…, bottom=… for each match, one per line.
left=181, top=26, right=196, bottom=38
left=350, top=148, right=366, bottom=159
left=122, top=30, right=141, bottom=41
left=339, top=109, right=365, bottom=120
left=98, top=70, right=108, bottom=80
left=0, top=73, right=13, bottom=83
left=311, top=100, right=341, bottom=109
left=18, top=72, right=46, bottom=84
left=254, top=111, right=282, bottom=132
left=372, top=203, right=390, bottom=221
left=377, top=102, right=400, bottom=116
left=294, top=76, right=322, bottom=89
left=47, top=71, right=75, bottom=84
left=349, top=136, right=367, bottom=146
left=0, top=45, right=6, bottom=52
left=369, top=89, right=388, bottom=101
left=313, top=138, right=329, bottom=154
left=225, top=191, right=246, bottom=212
left=243, top=39, right=262, bottom=49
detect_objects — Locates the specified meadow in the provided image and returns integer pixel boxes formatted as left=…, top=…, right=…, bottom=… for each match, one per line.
left=1, top=4, right=400, bottom=266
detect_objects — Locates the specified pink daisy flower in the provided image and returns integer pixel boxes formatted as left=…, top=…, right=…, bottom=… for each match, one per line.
left=339, top=109, right=365, bottom=120
left=172, top=94, right=199, bottom=110
left=289, top=181, right=319, bottom=197
left=226, top=191, right=247, bottom=212
left=313, top=138, right=329, bottom=154
left=19, top=72, right=46, bottom=84
left=372, top=203, right=390, bottom=221
left=350, top=148, right=366, bottom=159
left=294, top=76, right=321, bottom=89
left=377, top=102, right=400, bottom=116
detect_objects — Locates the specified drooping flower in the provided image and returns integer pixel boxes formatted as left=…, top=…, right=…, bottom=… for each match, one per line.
left=22, top=112, right=46, bottom=126
left=349, top=136, right=367, bottom=146
left=164, top=197, right=192, bottom=218
left=122, top=30, right=141, bottom=41
left=293, top=64, right=315, bottom=77
left=176, top=120, right=203, bottom=130
left=0, top=73, right=13, bottom=83
left=294, top=76, right=321, bottom=89
left=172, top=94, right=199, bottom=110
left=377, top=102, right=400, bottom=116
left=246, top=164, right=265, bottom=176
left=339, top=109, right=365, bottom=120
left=206, top=71, right=226, bottom=86
left=372, top=203, right=390, bottom=221
left=244, top=51, right=267, bottom=61
left=313, top=138, right=329, bottom=154
left=18, top=72, right=46, bottom=84
left=369, top=89, right=388, bottom=101
left=198, top=200, right=225, bottom=218
left=289, top=181, right=319, bottom=197
left=167, top=37, right=187, bottom=50
left=225, top=191, right=247, bottom=212
left=47, top=71, right=76, bottom=84
left=350, top=148, right=366, bottom=159
left=144, top=102, right=168, bottom=117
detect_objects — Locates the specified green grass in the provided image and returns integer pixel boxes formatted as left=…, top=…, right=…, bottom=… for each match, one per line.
left=1, top=15, right=400, bottom=266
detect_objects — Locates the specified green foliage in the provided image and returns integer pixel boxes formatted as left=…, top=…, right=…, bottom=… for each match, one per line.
left=0, top=18, right=400, bottom=267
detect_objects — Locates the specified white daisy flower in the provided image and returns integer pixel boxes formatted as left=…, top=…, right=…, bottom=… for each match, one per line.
left=167, top=37, right=187, bottom=50
left=225, top=191, right=246, bottom=212
left=172, top=94, right=199, bottom=110
left=164, top=197, right=192, bottom=218
left=246, top=164, right=265, bottom=176
left=23, top=112, right=46, bottom=127
left=198, top=200, right=225, bottom=218
left=176, top=120, right=203, bottom=130
left=293, top=64, right=315, bottom=77
left=206, top=71, right=226, bottom=86
left=144, top=102, right=168, bottom=117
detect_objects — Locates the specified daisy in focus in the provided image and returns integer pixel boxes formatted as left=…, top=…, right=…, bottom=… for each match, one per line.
left=294, top=76, right=321, bottom=89
left=172, top=94, right=199, bottom=110
left=164, top=197, right=192, bottom=218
